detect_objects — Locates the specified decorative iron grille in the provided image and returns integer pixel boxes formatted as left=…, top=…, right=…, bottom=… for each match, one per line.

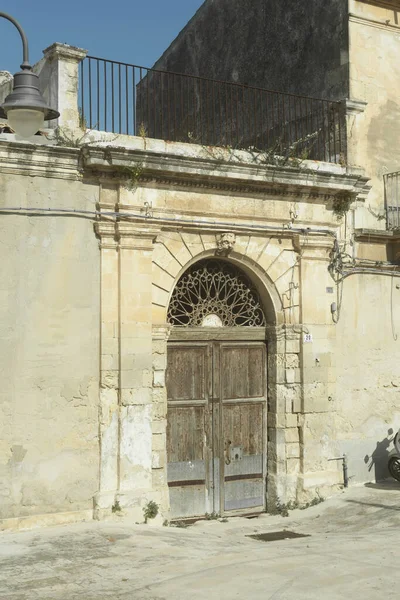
left=168, top=259, right=266, bottom=327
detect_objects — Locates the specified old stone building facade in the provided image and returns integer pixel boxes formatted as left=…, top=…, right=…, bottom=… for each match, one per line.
left=1, top=0, right=400, bottom=529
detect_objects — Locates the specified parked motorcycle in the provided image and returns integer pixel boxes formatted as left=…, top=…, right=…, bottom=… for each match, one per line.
left=388, top=429, right=400, bottom=481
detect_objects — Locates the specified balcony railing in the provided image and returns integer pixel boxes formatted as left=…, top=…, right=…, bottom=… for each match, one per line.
left=79, top=55, right=346, bottom=164
left=384, top=171, right=400, bottom=230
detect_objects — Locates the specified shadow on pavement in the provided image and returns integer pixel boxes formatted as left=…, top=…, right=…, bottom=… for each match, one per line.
left=364, top=481, right=400, bottom=490
left=345, top=498, right=400, bottom=511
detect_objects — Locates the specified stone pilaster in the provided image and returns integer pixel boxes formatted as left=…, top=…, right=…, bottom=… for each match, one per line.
left=151, top=324, right=172, bottom=517
left=39, top=43, right=87, bottom=131
left=296, top=235, right=341, bottom=501
left=266, top=325, right=302, bottom=510
left=116, top=224, right=160, bottom=517
left=93, top=191, right=120, bottom=518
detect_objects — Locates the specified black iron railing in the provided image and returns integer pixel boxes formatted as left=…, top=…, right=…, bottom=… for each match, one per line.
left=384, top=171, right=400, bottom=230
left=79, top=55, right=346, bottom=164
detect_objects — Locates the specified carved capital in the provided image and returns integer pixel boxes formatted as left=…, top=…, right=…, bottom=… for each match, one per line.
left=116, top=223, right=160, bottom=250
left=293, top=234, right=334, bottom=261
left=94, top=221, right=118, bottom=249
left=152, top=324, right=172, bottom=341
left=216, top=232, right=236, bottom=256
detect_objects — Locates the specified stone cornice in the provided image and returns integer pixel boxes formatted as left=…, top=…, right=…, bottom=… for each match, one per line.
left=355, top=228, right=400, bottom=242
left=350, top=12, right=400, bottom=32
left=354, top=0, right=400, bottom=11
left=0, top=141, right=80, bottom=180
left=95, top=210, right=337, bottom=240
left=345, top=98, right=368, bottom=116
left=42, top=43, right=88, bottom=63
left=81, top=144, right=371, bottom=202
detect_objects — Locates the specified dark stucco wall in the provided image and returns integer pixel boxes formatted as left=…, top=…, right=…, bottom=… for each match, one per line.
left=153, top=0, right=349, bottom=101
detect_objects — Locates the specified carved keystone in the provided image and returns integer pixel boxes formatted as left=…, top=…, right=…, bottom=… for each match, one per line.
left=216, top=232, right=236, bottom=256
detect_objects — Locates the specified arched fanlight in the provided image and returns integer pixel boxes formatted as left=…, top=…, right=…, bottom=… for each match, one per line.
left=168, top=259, right=266, bottom=327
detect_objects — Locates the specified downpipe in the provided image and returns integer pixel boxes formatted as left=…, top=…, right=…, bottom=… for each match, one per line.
left=328, top=454, right=348, bottom=488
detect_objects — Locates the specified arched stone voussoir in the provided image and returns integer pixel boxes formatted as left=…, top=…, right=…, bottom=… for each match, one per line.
left=152, top=231, right=287, bottom=326
left=226, top=251, right=284, bottom=326
left=156, top=232, right=192, bottom=267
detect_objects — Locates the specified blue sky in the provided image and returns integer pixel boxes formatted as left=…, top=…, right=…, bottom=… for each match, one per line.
left=0, top=1, right=205, bottom=74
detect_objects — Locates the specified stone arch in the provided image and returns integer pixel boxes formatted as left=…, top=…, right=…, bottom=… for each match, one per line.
left=167, top=256, right=269, bottom=327
left=167, top=250, right=282, bottom=326
left=152, top=231, right=303, bottom=516
left=151, top=231, right=299, bottom=326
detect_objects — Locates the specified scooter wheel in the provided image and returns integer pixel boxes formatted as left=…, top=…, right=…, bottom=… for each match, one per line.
left=388, top=456, right=400, bottom=482
left=395, top=432, right=400, bottom=456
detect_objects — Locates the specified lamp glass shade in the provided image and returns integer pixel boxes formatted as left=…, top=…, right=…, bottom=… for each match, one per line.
left=7, top=108, right=45, bottom=138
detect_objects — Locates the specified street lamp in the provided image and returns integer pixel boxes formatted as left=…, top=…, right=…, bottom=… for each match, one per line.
left=0, top=12, right=59, bottom=138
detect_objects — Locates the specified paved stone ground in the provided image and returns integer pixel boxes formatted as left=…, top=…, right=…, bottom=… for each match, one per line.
left=2, top=482, right=400, bottom=599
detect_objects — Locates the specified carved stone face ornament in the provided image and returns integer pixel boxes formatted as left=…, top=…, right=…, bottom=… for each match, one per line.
left=216, top=232, right=236, bottom=256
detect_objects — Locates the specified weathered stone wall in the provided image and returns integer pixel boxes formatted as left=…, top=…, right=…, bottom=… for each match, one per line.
left=153, top=0, right=349, bottom=100
left=335, top=271, right=400, bottom=482
left=82, top=135, right=375, bottom=510
left=2, top=26, right=400, bottom=529
left=151, top=0, right=400, bottom=232
left=1, top=130, right=399, bottom=526
left=347, top=0, right=400, bottom=228
left=0, top=144, right=100, bottom=528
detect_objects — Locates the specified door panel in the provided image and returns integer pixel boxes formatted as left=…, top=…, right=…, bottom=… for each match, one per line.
left=220, top=343, right=266, bottom=514
left=167, top=346, right=207, bottom=401
left=223, top=403, right=264, bottom=511
left=167, top=340, right=267, bottom=519
left=166, top=343, right=211, bottom=519
left=221, top=346, right=265, bottom=399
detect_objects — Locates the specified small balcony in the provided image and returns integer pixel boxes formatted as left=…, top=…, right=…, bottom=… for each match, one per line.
left=79, top=55, right=346, bottom=165
left=384, top=171, right=400, bottom=231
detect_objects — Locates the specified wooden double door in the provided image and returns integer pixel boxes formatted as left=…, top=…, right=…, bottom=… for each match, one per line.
left=166, top=339, right=267, bottom=519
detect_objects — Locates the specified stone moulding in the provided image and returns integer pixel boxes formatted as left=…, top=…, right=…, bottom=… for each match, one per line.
left=0, top=141, right=80, bottom=180
left=349, top=12, right=400, bottom=31
left=355, top=0, right=400, bottom=7
left=80, top=144, right=371, bottom=202
left=42, top=42, right=88, bottom=63
left=354, top=228, right=400, bottom=242
left=345, top=98, right=368, bottom=117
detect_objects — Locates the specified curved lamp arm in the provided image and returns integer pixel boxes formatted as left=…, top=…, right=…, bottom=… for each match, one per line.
left=0, top=11, right=31, bottom=70
left=0, top=11, right=59, bottom=135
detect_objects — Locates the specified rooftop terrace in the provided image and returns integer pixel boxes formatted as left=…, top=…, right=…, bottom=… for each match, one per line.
left=79, top=55, right=346, bottom=165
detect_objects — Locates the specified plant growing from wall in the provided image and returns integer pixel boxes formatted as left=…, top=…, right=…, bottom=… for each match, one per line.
left=275, top=493, right=324, bottom=516
left=143, top=500, right=159, bottom=523
left=205, top=511, right=220, bottom=520
left=332, top=193, right=352, bottom=220
left=78, top=106, right=88, bottom=130
left=52, top=126, right=92, bottom=148
left=52, top=126, right=118, bottom=149
left=367, top=204, right=387, bottom=223
left=121, top=162, right=144, bottom=190
left=201, top=131, right=318, bottom=171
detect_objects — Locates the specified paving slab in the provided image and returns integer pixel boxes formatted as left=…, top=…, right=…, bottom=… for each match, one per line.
left=1, top=483, right=399, bottom=599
